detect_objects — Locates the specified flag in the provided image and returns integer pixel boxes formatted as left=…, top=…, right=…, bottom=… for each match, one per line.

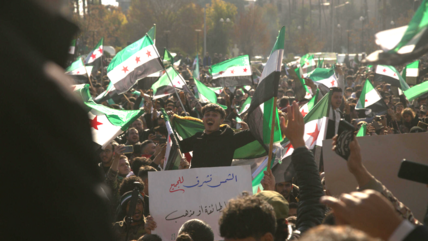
left=173, top=59, right=181, bottom=68
left=209, top=87, right=223, bottom=94
left=65, top=58, right=89, bottom=84
left=94, top=81, right=121, bottom=105
left=247, top=27, right=284, bottom=152
left=406, top=60, right=420, bottom=78
left=356, top=79, right=388, bottom=113
left=163, top=48, right=174, bottom=68
left=194, top=78, right=227, bottom=109
left=84, top=38, right=104, bottom=76
left=69, top=39, right=76, bottom=54
left=356, top=123, right=367, bottom=137
left=375, top=65, right=410, bottom=90
left=162, top=109, right=182, bottom=170
left=193, top=54, right=200, bottom=80
left=147, top=24, right=156, bottom=43
left=172, top=115, right=267, bottom=159
left=209, top=55, right=252, bottom=87
left=151, top=67, right=186, bottom=99
left=86, top=101, right=144, bottom=148
left=404, top=80, right=428, bottom=101
left=72, top=84, right=92, bottom=102
left=309, top=65, right=338, bottom=88
left=300, top=89, right=319, bottom=117
left=299, top=54, right=316, bottom=78
left=239, top=96, right=252, bottom=115
left=294, top=67, right=312, bottom=99
left=317, top=57, right=324, bottom=68
left=364, top=0, right=428, bottom=65
left=107, top=35, right=163, bottom=94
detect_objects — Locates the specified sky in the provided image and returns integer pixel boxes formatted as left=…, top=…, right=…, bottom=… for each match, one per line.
left=101, top=0, right=118, bottom=7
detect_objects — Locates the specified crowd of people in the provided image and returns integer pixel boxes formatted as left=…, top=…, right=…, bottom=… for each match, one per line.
left=4, top=0, right=428, bottom=241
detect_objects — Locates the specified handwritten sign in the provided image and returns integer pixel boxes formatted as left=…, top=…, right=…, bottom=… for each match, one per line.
left=149, top=166, right=252, bottom=241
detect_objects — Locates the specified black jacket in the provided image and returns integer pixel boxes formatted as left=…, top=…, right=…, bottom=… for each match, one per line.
left=404, top=225, right=428, bottom=241
left=292, top=147, right=325, bottom=234
left=0, top=1, right=114, bottom=240
left=179, top=126, right=255, bottom=168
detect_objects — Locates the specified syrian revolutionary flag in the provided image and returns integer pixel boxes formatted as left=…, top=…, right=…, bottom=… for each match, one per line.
left=147, top=24, right=156, bottom=43
left=209, top=87, right=223, bottom=94
left=71, top=84, right=92, bottom=102
left=309, top=65, right=338, bottom=88
left=85, top=101, right=144, bottom=148
left=247, top=27, right=285, bottom=152
left=65, top=58, right=89, bottom=84
left=356, top=79, right=388, bottom=113
left=162, top=109, right=182, bottom=170
left=193, top=78, right=227, bottom=109
left=300, top=89, right=319, bottom=117
left=356, top=123, right=367, bottom=137
left=239, top=96, right=252, bottom=115
left=404, top=80, right=428, bottom=101
left=364, top=0, right=428, bottom=65
left=193, top=54, right=200, bottom=80
left=375, top=65, right=410, bottom=90
left=151, top=67, right=186, bottom=99
left=294, top=67, right=313, bottom=99
left=69, top=39, right=76, bottom=54
left=299, top=54, right=316, bottom=78
left=210, top=55, right=252, bottom=87
left=405, top=60, right=420, bottom=79
left=107, top=34, right=163, bottom=94
left=84, top=38, right=104, bottom=76
left=163, top=48, right=174, bottom=68
left=94, top=81, right=121, bottom=105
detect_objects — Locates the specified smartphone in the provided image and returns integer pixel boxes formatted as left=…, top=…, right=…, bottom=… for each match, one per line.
left=335, top=120, right=355, bottom=160
left=398, top=159, right=428, bottom=184
left=123, top=145, right=134, bottom=154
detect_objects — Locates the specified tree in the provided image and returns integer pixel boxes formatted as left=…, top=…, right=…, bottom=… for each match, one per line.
left=233, top=6, right=270, bottom=59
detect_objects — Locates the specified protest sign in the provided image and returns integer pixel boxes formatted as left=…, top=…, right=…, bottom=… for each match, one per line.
left=149, top=166, right=252, bottom=240
left=323, top=132, right=428, bottom=220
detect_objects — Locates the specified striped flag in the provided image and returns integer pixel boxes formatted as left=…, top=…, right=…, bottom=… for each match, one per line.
left=299, top=54, right=316, bottom=78
left=69, top=39, right=76, bottom=54
left=210, top=55, right=252, bottom=87
left=65, top=58, right=89, bottom=84
left=356, top=80, right=387, bottom=114
left=404, top=80, right=428, bottom=101
left=375, top=65, right=410, bottom=91
left=356, top=123, right=367, bottom=137
left=309, top=65, right=338, bottom=88
left=84, top=38, right=104, bottom=76
left=151, top=67, right=186, bottom=99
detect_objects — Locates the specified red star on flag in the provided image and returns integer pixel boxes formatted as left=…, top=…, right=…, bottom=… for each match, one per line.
left=219, top=71, right=224, bottom=75
left=284, top=142, right=293, bottom=156
left=231, top=69, right=234, bottom=74
left=122, top=66, right=129, bottom=73
left=91, top=53, right=96, bottom=60
left=301, top=109, right=308, bottom=117
left=243, top=68, right=247, bottom=72
left=98, top=47, right=103, bottom=54
left=393, top=73, right=397, bottom=77
left=383, top=68, right=387, bottom=73
left=135, top=56, right=141, bottom=64
left=331, top=80, right=335, bottom=86
left=365, top=99, right=368, bottom=102
left=307, top=124, right=320, bottom=146
left=306, top=62, right=309, bottom=66
left=257, top=186, right=262, bottom=193
left=164, top=91, right=169, bottom=95
left=146, top=50, right=151, bottom=57
left=90, top=116, right=102, bottom=130
left=76, top=71, right=80, bottom=74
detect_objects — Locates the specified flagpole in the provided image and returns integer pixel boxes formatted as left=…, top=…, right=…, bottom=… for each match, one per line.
left=81, top=57, right=94, bottom=88
left=267, top=96, right=278, bottom=171
left=164, top=69, right=189, bottom=116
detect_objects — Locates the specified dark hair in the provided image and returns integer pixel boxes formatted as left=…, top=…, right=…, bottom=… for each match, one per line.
left=127, top=127, right=138, bottom=136
left=219, top=195, right=276, bottom=239
left=201, top=103, right=226, bottom=119
left=345, top=76, right=354, bottom=81
left=131, top=157, right=148, bottom=175
left=119, top=176, right=144, bottom=196
left=299, top=225, right=376, bottom=241
left=138, top=234, right=162, bottom=241
left=288, top=202, right=298, bottom=210
left=138, top=166, right=157, bottom=180
left=402, top=108, right=415, bottom=119
left=279, top=97, right=289, bottom=108
left=176, top=233, right=193, bottom=241
left=140, top=140, right=155, bottom=151
left=133, top=156, right=152, bottom=167
left=178, top=219, right=214, bottom=241
left=330, top=87, right=342, bottom=94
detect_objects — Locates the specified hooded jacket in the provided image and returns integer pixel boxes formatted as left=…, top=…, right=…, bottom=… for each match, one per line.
left=180, top=125, right=255, bottom=168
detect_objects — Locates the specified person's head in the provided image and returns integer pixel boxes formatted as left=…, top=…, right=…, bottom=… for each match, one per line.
left=99, top=141, right=116, bottom=166
left=138, top=234, right=162, bottom=241
left=344, top=87, right=353, bottom=98
left=119, top=176, right=145, bottom=196
left=219, top=194, right=276, bottom=241
left=278, top=97, right=289, bottom=108
left=395, top=102, right=404, bottom=114
left=138, top=166, right=157, bottom=195
left=299, top=225, right=376, bottom=241
left=118, top=155, right=130, bottom=176
left=402, top=108, right=415, bottom=123
left=288, top=202, right=298, bottom=217
left=126, top=127, right=139, bottom=144
left=119, top=190, right=145, bottom=222
left=130, top=157, right=148, bottom=177
left=178, top=219, right=214, bottom=241
left=275, top=182, right=293, bottom=200
left=201, top=104, right=226, bottom=134
left=132, top=119, right=144, bottom=132
left=330, top=88, right=343, bottom=109
left=141, top=140, right=156, bottom=156
left=176, top=233, right=193, bottom=241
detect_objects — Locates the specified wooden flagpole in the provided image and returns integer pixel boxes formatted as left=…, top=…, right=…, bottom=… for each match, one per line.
left=267, top=96, right=278, bottom=171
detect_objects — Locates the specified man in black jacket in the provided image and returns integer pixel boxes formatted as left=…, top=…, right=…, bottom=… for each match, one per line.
left=0, top=0, right=114, bottom=240
left=178, top=103, right=255, bottom=168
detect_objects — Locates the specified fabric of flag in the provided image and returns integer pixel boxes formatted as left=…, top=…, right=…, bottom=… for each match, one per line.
left=86, top=101, right=144, bottom=148
left=300, top=89, right=319, bottom=117
left=299, top=54, right=316, bottom=78
left=162, top=109, right=182, bottom=170
left=364, top=0, right=428, bottom=65
left=406, top=60, right=419, bottom=77
left=247, top=27, right=284, bottom=152
left=151, top=67, right=186, bottom=99
left=209, top=87, right=223, bottom=94
left=375, top=65, right=410, bottom=90
left=193, top=78, right=226, bottom=109
left=193, top=54, right=200, bottom=80
left=69, top=39, right=76, bottom=54
left=172, top=115, right=267, bottom=159
left=84, top=38, right=104, bottom=76
left=309, top=66, right=338, bottom=88
left=209, top=55, right=252, bottom=87
left=72, top=84, right=92, bottom=103
left=163, top=48, right=174, bottom=68
left=107, top=35, right=163, bottom=94
left=356, top=123, right=367, bottom=137
left=147, top=25, right=156, bottom=43
left=356, top=80, right=388, bottom=113
left=239, top=96, right=252, bottom=116
left=65, top=58, right=89, bottom=84
left=94, top=81, right=118, bottom=104
left=294, top=67, right=312, bottom=99
left=404, top=80, right=428, bottom=101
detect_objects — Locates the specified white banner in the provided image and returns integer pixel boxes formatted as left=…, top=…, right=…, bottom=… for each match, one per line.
left=149, top=166, right=252, bottom=241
